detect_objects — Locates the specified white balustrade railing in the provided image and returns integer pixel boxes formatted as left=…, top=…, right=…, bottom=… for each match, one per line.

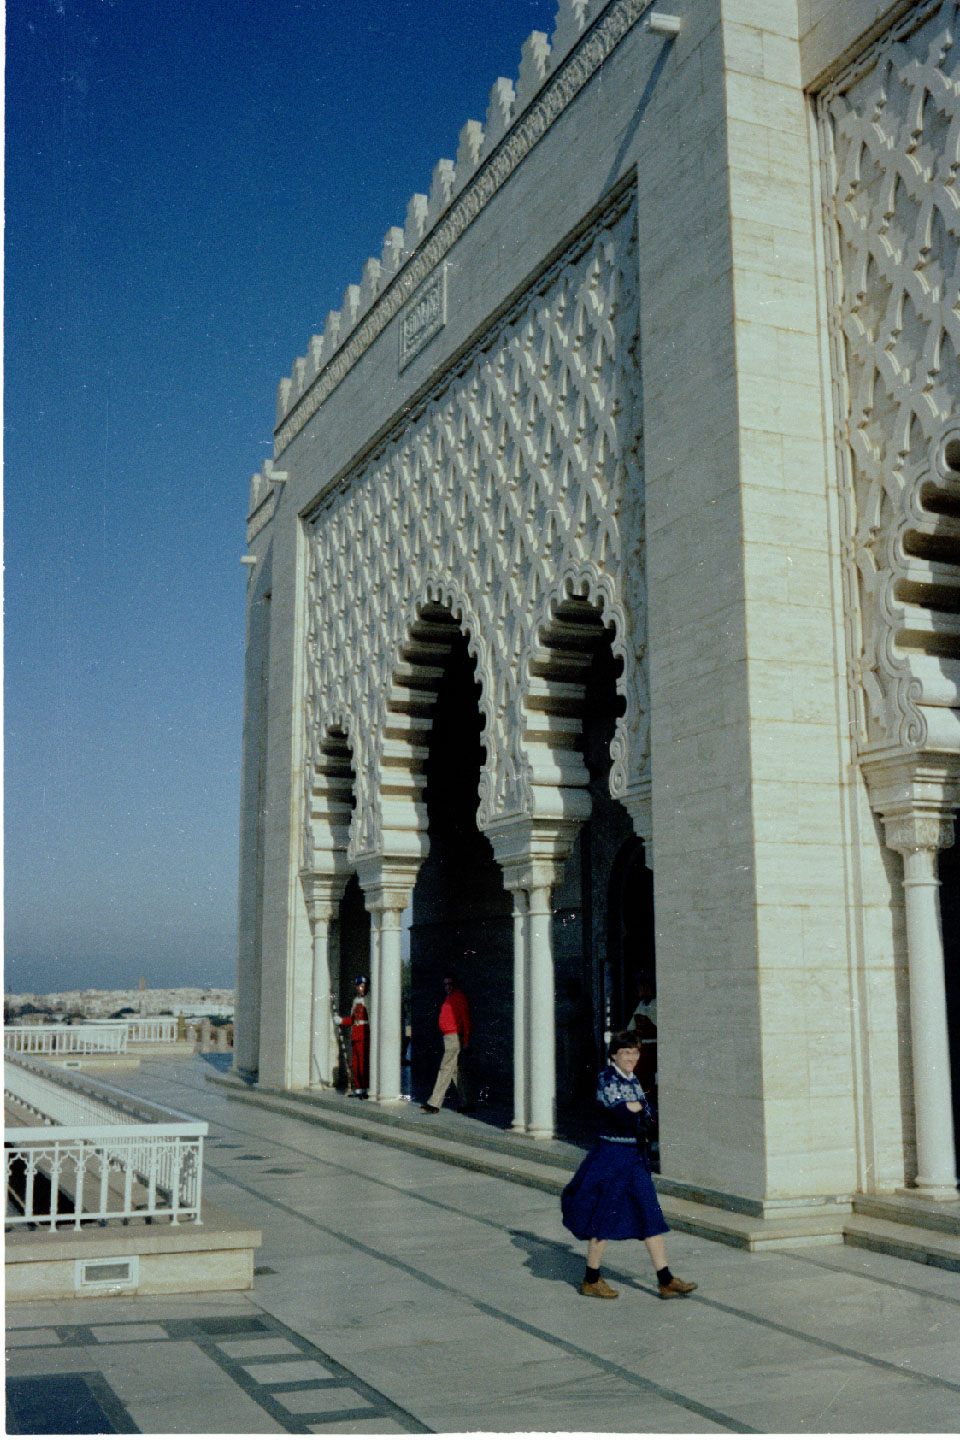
left=4, top=1057, right=207, bottom=1230
left=80, top=1017, right=181, bottom=1044
left=121, top=1017, right=180, bottom=1044
left=4, top=1024, right=128, bottom=1055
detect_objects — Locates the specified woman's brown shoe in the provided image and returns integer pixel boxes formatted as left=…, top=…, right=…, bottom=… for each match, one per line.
left=659, top=1277, right=697, bottom=1298
left=580, top=1277, right=619, bottom=1298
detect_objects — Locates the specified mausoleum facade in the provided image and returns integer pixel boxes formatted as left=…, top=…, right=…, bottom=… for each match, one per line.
left=237, top=0, right=960, bottom=1219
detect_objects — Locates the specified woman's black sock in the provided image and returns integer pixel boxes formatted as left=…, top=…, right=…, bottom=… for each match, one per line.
left=584, top=1266, right=600, bottom=1284
left=657, top=1266, right=673, bottom=1286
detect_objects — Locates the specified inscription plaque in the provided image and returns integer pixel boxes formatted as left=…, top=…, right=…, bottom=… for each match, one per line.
left=399, top=267, right=447, bottom=370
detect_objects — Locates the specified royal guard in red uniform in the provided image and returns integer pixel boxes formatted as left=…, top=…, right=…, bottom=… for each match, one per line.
left=339, top=977, right=370, bottom=1097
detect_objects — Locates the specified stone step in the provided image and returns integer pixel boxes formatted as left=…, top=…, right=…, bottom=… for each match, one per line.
left=843, top=1214, right=960, bottom=1272
left=246, top=1080, right=586, bottom=1169
left=852, top=1191, right=960, bottom=1237
left=209, top=1078, right=574, bottom=1192
left=211, top=1078, right=960, bottom=1271
left=208, top=1077, right=848, bottom=1252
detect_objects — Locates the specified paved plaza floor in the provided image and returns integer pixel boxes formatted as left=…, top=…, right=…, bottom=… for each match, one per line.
left=6, top=1056, right=960, bottom=1434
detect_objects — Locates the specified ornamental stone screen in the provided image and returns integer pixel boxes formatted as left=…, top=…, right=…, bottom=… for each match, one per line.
left=237, top=0, right=960, bottom=1228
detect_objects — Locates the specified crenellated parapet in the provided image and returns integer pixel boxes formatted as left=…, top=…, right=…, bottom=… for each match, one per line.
left=274, top=0, right=626, bottom=443
left=246, top=458, right=288, bottom=544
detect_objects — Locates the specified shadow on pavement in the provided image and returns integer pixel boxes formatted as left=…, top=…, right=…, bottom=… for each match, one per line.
left=509, top=1229, right=583, bottom=1290
left=199, top=1053, right=234, bottom=1073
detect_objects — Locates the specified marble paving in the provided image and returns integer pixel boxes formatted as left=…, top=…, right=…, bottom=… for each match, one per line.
left=6, top=1056, right=960, bottom=1434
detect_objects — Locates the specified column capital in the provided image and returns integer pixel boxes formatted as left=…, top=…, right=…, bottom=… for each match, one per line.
left=862, top=753, right=958, bottom=856
left=484, top=814, right=579, bottom=894
left=354, top=854, right=419, bottom=914
left=300, top=870, right=350, bottom=924
left=882, top=813, right=955, bottom=858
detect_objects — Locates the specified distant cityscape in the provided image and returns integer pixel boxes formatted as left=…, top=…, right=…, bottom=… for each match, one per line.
left=4, top=986, right=235, bottom=1023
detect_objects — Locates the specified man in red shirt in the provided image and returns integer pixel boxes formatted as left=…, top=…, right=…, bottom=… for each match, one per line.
left=421, top=974, right=473, bottom=1114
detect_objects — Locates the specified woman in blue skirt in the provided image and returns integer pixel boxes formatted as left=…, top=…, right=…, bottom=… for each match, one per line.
left=562, top=1030, right=697, bottom=1300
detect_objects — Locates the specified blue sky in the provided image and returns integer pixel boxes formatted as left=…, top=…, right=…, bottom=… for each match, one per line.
left=5, top=0, right=558, bottom=993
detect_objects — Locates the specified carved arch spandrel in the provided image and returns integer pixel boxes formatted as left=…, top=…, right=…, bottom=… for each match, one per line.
left=302, top=185, right=645, bottom=868
left=817, top=0, right=960, bottom=757
left=516, top=561, right=649, bottom=823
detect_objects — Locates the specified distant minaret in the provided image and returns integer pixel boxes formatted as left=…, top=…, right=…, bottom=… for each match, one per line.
left=138, top=974, right=147, bottom=1017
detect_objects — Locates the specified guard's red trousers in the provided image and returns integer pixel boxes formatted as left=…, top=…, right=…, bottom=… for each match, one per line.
left=351, top=1027, right=369, bottom=1091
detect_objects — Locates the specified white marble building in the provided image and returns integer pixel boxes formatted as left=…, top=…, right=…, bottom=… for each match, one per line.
left=236, top=0, right=960, bottom=1220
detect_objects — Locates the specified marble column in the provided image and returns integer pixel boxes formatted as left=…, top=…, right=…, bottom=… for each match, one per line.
left=357, top=857, right=420, bottom=1108
left=310, top=913, right=333, bottom=1085
left=301, top=873, right=349, bottom=1088
left=510, top=889, right=530, bottom=1132
left=527, top=883, right=557, bottom=1139
left=368, top=916, right=382, bottom=1101
left=378, top=906, right=405, bottom=1104
left=884, top=812, right=958, bottom=1198
left=487, top=816, right=582, bottom=1142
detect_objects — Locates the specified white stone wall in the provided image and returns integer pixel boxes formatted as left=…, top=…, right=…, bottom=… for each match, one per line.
left=237, top=0, right=952, bottom=1198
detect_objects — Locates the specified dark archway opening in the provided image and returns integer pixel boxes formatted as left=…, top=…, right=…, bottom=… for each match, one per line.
left=607, top=835, right=657, bottom=1107
left=552, top=634, right=647, bottom=1141
left=408, top=626, right=513, bottom=1109
left=335, top=873, right=370, bottom=1089
left=607, top=837, right=655, bottom=1030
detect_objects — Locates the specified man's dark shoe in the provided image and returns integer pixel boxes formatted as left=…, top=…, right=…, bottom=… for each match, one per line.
left=421, top=1104, right=439, bottom=1114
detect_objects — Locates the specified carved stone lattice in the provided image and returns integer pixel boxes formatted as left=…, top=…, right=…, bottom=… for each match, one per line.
left=818, top=0, right=960, bottom=756
left=303, top=190, right=645, bottom=866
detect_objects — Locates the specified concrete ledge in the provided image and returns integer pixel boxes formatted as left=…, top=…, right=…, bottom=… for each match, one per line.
left=5, top=1202, right=261, bottom=1301
left=41, top=1055, right=142, bottom=1072
left=126, top=1042, right=198, bottom=1058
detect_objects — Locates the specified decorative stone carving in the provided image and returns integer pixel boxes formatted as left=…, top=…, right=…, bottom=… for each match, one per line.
left=303, top=186, right=646, bottom=867
left=883, top=812, right=956, bottom=856
left=817, top=0, right=960, bottom=758
left=398, top=267, right=447, bottom=372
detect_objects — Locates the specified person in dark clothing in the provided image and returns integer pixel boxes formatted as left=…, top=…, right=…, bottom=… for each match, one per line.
left=561, top=1030, right=697, bottom=1300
